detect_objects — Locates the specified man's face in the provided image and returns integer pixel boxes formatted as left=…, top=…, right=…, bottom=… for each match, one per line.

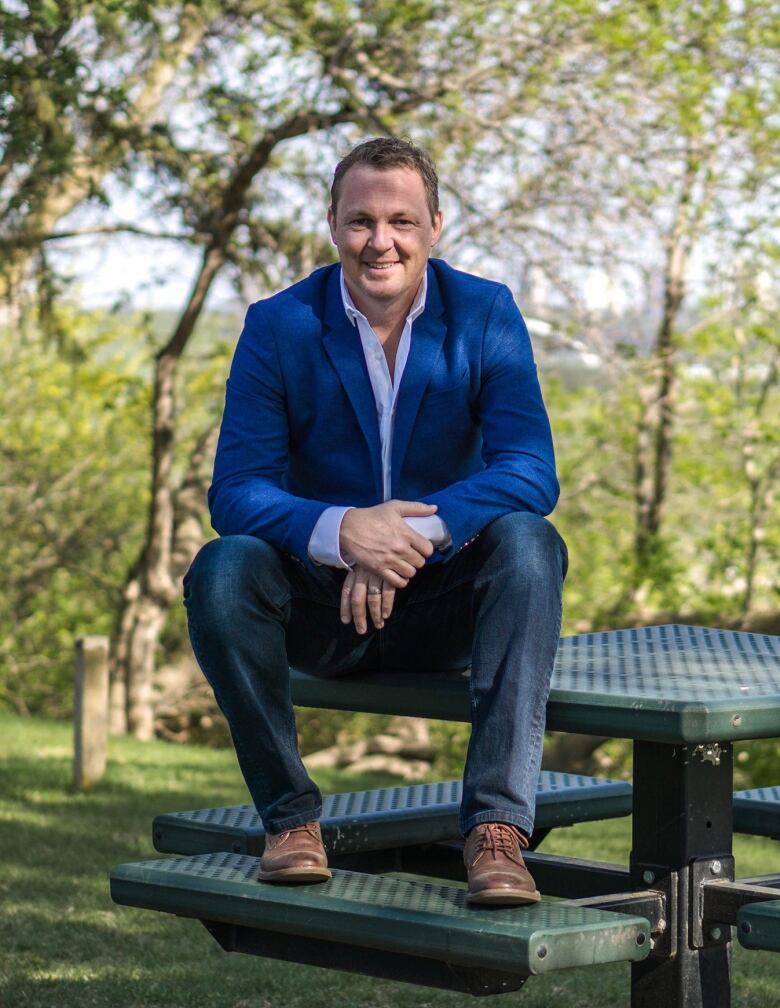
left=328, top=164, right=443, bottom=318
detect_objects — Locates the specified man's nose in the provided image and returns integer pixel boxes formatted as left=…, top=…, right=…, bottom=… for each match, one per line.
left=368, top=223, right=393, bottom=252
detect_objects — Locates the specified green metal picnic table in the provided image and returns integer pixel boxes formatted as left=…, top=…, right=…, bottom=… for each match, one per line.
left=111, top=624, right=780, bottom=1007
left=291, top=623, right=780, bottom=1007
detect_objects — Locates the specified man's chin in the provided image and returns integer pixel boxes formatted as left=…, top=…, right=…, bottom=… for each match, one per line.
left=355, top=278, right=404, bottom=302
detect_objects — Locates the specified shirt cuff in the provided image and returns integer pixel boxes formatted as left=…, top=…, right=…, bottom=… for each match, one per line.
left=404, top=514, right=452, bottom=551
left=308, top=506, right=355, bottom=568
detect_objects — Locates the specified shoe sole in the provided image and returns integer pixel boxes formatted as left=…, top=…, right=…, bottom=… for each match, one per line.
left=466, top=888, right=541, bottom=906
left=257, top=866, right=332, bottom=883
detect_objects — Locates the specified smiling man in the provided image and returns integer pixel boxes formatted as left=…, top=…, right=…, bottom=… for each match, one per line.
left=184, top=137, right=568, bottom=906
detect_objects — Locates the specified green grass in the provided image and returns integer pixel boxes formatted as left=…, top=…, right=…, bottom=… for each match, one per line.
left=1, top=711, right=780, bottom=1008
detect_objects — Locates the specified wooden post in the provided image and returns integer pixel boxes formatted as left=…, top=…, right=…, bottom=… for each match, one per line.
left=73, top=635, right=110, bottom=791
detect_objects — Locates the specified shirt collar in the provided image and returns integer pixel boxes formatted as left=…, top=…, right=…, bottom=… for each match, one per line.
left=339, top=266, right=428, bottom=328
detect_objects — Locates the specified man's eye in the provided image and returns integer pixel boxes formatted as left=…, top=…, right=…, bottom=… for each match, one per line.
left=350, top=218, right=370, bottom=226
left=394, top=219, right=413, bottom=227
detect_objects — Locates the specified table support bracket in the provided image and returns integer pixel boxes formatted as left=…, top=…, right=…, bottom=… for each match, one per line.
left=563, top=890, right=667, bottom=936
left=630, top=740, right=734, bottom=1008
left=690, top=856, right=735, bottom=948
left=702, top=876, right=780, bottom=925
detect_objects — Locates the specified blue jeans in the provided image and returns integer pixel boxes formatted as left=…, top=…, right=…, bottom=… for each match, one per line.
left=183, top=511, right=567, bottom=837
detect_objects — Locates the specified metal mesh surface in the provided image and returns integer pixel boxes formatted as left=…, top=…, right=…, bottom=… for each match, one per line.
left=552, top=625, right=780, bottom=701
left=163, top=771, right=629, bottom=831
left=118, top=851, right=638, bottom=932
left=735, top=786, right=780, bottom=803
left=290, top=625, right=780, bottom=739
left=732, top=786, right=780, bottom=838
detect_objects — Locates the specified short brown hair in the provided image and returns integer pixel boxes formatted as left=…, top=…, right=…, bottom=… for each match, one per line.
left=330, top=137, right=439, bottom=222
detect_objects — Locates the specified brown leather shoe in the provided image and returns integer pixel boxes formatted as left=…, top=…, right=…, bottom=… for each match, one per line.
left=257, top=821, right=331, bottom=883
left=464, top=822, right=541, bottom=906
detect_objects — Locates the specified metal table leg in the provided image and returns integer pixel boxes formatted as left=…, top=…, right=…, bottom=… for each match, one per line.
left=630, top=740, right=734, bottom=1008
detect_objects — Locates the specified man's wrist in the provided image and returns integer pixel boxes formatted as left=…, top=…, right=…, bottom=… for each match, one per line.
left=308, top=505, right=355, bottom=568
left=337, top=507, right=357, bottom=567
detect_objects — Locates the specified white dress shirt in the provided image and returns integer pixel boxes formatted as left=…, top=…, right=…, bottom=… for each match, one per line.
left=307, top=269, right=452, bottom=568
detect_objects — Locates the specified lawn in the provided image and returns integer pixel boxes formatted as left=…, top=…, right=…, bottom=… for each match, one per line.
left=1, top=711, right=779, bottom=1008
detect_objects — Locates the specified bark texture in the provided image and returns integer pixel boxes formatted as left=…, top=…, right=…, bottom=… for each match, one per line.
left=632, top=146, right=711, bottom=605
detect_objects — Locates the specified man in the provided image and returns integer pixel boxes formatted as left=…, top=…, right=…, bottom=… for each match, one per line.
left=184, top=137, right=567, bottom=906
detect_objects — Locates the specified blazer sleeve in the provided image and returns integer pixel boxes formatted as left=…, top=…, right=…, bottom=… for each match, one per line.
left=208, top=302, right=331, bottom=565
left=420, top=284, right=559, bottom=556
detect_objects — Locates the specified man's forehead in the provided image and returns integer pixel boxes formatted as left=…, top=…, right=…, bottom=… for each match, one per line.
left=336, top=164, right=427, bottom=206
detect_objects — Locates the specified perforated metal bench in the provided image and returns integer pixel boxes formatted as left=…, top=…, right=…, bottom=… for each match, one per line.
left=110, top=626, right=780, bottom=1003
left=112, top=663, right=639, bottom=994
left=110, top=851, right=650, bottom=995
left=733, top=786, right=780, bottom=840
left=152, top=771, right=633, bottom=858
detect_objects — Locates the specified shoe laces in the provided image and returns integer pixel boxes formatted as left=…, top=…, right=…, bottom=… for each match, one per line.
left=472, top=823, right=525, bottom=864
left=286, top=822, right=318, bottom=838
left=275, top=821, right=321, bottom=844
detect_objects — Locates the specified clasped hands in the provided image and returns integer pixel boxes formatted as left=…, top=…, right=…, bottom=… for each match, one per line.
left=338, top=500, right=437, bottom=634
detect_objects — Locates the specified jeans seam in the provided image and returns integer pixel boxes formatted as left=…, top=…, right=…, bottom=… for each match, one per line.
left=460, top=809, right=534, bottom=836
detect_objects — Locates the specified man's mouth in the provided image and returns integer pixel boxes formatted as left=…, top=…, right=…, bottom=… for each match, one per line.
left=363, top=261, right=399, bottom=271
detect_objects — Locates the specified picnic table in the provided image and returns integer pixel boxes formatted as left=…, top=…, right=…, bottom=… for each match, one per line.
left=111, top=624, right=780, bottom=1008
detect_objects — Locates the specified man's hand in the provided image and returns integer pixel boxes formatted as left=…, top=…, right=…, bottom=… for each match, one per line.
left=339, top=500, right=437, bottom=587
left=341, top=564, right=396, bottom=634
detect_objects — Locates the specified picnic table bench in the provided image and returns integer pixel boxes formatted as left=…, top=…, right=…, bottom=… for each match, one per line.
left=111, top=625, right=780, bottom=1006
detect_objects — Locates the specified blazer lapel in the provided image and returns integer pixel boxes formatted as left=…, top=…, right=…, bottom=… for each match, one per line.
left=321, top=267, right=384, bottom=500
left=391, top=263, right=447, bottom=484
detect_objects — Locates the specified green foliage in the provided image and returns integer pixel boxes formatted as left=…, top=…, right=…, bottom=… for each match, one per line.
left=538, top=251, right=780, bottom=629
left=0, top=311, right=150, bottom=716
left=0, top=2, right=172, bottom=233
left=2, top=280, right=779, bottom=725
left=736, top=740, right=780, bottom=792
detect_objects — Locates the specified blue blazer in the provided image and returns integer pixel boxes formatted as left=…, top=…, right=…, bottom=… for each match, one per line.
left=209, top=257, right=559, bottom=572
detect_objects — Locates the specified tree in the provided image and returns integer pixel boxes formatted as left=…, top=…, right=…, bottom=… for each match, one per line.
left=440, top=2, right=779, bottom=612
left=685, top=245, right=780, bottom=622
left=0, top=1, right=219, bottom=312
left=600, top=3, right=778, bottom=606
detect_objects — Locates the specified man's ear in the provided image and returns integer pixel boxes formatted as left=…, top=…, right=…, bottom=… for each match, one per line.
left=327, top=206, right=338, bottom=244
left=431, top=209, right=444, bottom=246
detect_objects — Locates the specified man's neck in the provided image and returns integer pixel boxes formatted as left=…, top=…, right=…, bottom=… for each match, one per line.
left=344, top=278, right=423, bottom=338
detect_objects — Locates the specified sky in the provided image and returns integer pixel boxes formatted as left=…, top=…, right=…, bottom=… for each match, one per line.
left=52, top=172, right=633, bottom=319
left=52, top=184, right=240, bottom=313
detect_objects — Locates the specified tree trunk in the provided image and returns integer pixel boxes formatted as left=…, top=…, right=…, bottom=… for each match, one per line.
left=108, top=249, right=225, bottom=738
left=123, top=597, right=170, bottom=740
left=542, top=733, right=610, bottom=776
left=110, top=406, right=221, bottom=737
left=632, top=150, right=706, bottom=604
left=739, top=349, right=779, bottom=623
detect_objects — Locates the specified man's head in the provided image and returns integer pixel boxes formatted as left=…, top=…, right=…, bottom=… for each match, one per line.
left=328, top=137, right=444, bottom=319
left=330, top=137, right=440, bottom=222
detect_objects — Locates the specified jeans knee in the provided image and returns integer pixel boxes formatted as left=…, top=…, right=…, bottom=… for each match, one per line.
left=481, top=512, right=568, bottom=583
left=183, top=535, right=283, bottom=616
